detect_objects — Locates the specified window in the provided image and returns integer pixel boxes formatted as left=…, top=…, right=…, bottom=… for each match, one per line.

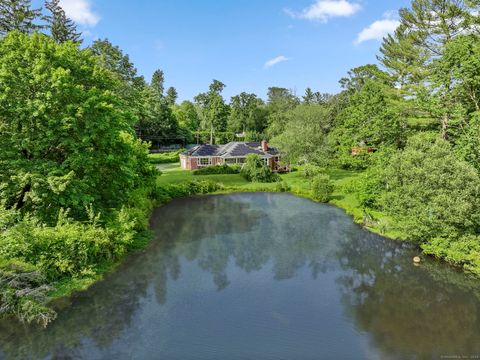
left=225, top=158, right=236, bottom=164
left=199, top=158, right=210, bottom=166
left=237, top=158, right=245, bottom=164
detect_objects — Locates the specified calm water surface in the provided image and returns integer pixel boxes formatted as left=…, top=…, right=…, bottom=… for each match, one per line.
left=1, top=193, right=480, bottom=360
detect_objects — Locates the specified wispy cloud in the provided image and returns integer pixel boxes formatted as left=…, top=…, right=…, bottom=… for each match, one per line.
left=59, top=0, right=100, bottom=27
left=355, top=12, right=400, bottom=44
left=286, top=0, right=361, bottom=23
left=264, top=56, right=289, bottom=69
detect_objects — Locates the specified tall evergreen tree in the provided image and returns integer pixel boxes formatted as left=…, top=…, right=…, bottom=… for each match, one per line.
left=45, top=0, right=81, bottom=43
left=166, top=86, right=178, bottom=106
left=303, top=88, right=315, bottom=104
left=151, top=70, right=165, bottom=98
left=0, top=0, right=43, bottom=35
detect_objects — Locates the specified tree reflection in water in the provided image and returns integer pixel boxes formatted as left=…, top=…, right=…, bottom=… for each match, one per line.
left=0, top=193, right=479, bottom=360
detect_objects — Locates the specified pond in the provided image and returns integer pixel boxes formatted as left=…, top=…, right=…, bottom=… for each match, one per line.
left=1, top=193, right=480, bottom=360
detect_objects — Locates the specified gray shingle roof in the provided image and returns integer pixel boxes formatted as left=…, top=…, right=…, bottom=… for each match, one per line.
left=182, top=142, right=279, bottom=158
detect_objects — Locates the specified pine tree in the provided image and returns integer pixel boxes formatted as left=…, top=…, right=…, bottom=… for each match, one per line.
left=399, top=0, right=471, bottom=57
left=303, top=88, right=315, bottom=104
left=151, top=70, right=165, bottom=98
left=0, top=0, right=43, bottom=35
left=166, top=86, right=178, bottom=106
left=45, top=0, right=81, bottom=43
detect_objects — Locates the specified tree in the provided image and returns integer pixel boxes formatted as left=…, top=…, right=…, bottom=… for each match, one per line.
left=399, top=0, right=471, bottom=58
left=194, top=80, right=229, bottom=144
left=166, top=86, right=178, bottom=106
left=44, top=0, right=81, bottom=43
left=271, top=105, right=332, bottom=166
left=303, top=88, right=315, bottom=104
left=335, top=66, right=406, bottom=152
left=383, top=133, right=480, bottom=240
left=266, top=87, right=300, bottom=137
left=0, top=32, right=154, bottom=222
left=397, top=0, right=474, bottom=139
left=151, top=69, right=165, bottom=98
left=90, top=39, right=146, bottom=117
left=0, top=0, right=42, bottom=35
left=227, top=92, right=267, bottom=134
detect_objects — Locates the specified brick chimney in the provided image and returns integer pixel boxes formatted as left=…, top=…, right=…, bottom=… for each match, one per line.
left=261, top=140, right=268, bottom=152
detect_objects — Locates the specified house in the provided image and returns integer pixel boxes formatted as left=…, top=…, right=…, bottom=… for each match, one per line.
left=180, top=140, right=286, bottom=171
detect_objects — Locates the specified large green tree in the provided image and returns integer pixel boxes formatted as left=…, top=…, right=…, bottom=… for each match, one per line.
left=194, top=80, right=230, bottom=144
left=0, top=32, right=154, bottom=221
left=271, top=105, right=332, bottom=166
left=227, top=92, right=267, bottom=134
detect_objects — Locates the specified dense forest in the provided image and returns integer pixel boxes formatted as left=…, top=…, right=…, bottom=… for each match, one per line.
left=1, top=0, right=480, bottom=325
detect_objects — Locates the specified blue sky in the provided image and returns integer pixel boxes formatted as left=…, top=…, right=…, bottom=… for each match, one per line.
left=35, top=0, right=412, bottom=101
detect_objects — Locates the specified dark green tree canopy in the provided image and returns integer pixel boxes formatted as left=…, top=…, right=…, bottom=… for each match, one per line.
left=0, top=32, right=154, bottom=221
left=0, top=0, right=43, bottom=35
left=44, top=0, right=81, bottom=43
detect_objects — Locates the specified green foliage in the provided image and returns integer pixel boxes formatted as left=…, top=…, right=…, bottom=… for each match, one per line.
left=227, top=92, right=267, bottom=134
left=156, top=180, right=221, bottom=203
left=0, top=0, right=43, bottom=35
left=0, top=32, right=155, bottom=222
left=45, top=0, right=82, bottom=44
left=300, top=164, right=323, bottom=179
left=383, top=133, right=480, bottom=241
left=311, top=174, right=334, bottom=203
left=193, top=164, right=240, bottom=175
left=148, top=150, right=184, bottom=164
left=0, top=259, right=56, bottom=327
left=240, top=154, right=278, bottom=183
left=275, top=181, right=291, bottom=193
left=422, top=236, right=480, bottom=276
left=0, top=209, right=134, bottom=280
left=271, top=105, right=332, bottom=166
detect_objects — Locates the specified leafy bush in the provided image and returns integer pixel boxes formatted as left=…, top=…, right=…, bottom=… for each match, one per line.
left=193, top=164, right=240, bottom=175
left=311, top=174, right=334, bottom=202
left=0, top=209, right=135, bottom=281
left=422, top=236, right=480, bottom=276
left=155, top=180, right=221, bottom=202
left=148, top=149, right=185, bottom=164
left=240, top=154, right=279, bottom=183
left=275, top=181, right=291, bottom=193
left=301, top=164, right=323, bottom=179
left=0, top=259, right=56, bottom=327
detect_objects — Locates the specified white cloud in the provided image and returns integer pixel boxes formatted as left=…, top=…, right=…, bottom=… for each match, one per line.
left=264, top=56, right=289, bottom=69
left=286, top=0, right=361, bottom=23
left=356, top=18, right=400, bottom=44
left=59, top=0, right=100, bottom=27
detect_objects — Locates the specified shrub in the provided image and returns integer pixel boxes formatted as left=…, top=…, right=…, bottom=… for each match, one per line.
left=301, top=164, right=323, bottom=179
left=275, top=181, right=291, bottom=193
left=240, top=154, right=279, bottom=183
left=193, top=164, right=240, bottom=175
left=148, top=149, right=185, bottom=164
left=0, top=210, right=135, bottom=281
left=0, top=259, right=56, bottom=327
left=311, top=174, right=334, bottom=202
